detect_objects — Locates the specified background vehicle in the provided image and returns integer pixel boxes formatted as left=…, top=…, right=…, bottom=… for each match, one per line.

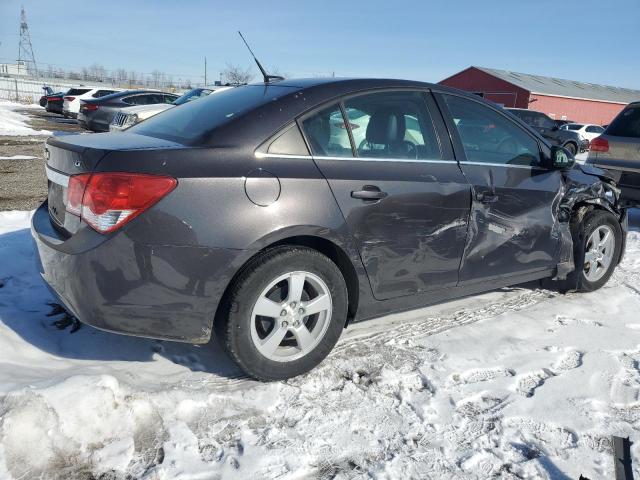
left=560, top=123, right=605, bottom=142
left=78, top=90, right=179, bottom=132
left=587, top=101, right=640, bottom=206
left=506, top=108, right=589, bottom=155
left=39, top=86, right=54, bottom=107
left=62, top=87, right=123, bottom=118
left=32, top=79, right=626, bottom=381
left=109, top=86, right=231, bottom=131
left=44, top=90, right=68, bottom=114
left=554, top=119, right=575, bottom=128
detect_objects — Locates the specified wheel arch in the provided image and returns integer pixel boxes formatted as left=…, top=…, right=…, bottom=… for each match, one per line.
left=213, top=230, right=364, bottom=336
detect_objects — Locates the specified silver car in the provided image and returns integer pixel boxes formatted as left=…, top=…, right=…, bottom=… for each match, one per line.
left=587, top=101, right=640, bottom=206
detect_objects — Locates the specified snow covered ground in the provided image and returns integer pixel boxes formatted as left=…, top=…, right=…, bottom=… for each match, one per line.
left=1, top=209, right=640, bottom=479
left=0, top=100, right=52, bottom=136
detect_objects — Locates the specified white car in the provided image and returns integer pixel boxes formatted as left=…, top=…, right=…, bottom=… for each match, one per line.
left=560, top=123, right=605, bottom=143
left=63, top=87, right=124, bottom=118
left=110, top=86, right=231, bottom=131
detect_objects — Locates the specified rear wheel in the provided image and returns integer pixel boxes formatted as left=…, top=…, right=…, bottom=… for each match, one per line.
left=219, top=246, right=348, bottom=381
left=564, top=142, right=577, bottom=156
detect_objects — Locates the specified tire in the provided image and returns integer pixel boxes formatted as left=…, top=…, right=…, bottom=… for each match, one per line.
left=219, top=246, right=348, bottom=381
left=564, top=142, right=577, bottom=156
left=552, top=209, right=622, bottom=293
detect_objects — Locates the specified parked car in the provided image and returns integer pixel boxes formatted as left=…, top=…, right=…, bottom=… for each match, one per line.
left=506, top=108, right=589, bottom=155
left=39, top=86, right=54, bottom=107
left=33, top=78, right=627, bottom=380
left=63, top=87, right=123, bottom=118
left=78, top=90, right=179, bottom=132
left=109, top=86, right=231, bottom=131
left=44, top=91, right=67, bottom=115
left=554, top=119, right=575, bottom=128
left=560, top=123, right=605, bottom=142
left=586, top=101, right=640, bottom=207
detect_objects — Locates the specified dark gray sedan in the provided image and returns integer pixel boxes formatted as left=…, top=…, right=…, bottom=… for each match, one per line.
left=77, top=90, right=179, bottom=132
left=33, top=78, right=627, bottom=380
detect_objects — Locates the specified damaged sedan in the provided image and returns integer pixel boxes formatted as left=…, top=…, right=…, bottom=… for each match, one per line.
left=31, top=78, right=627, bottom=380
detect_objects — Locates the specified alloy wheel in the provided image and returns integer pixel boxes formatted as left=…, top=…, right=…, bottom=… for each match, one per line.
left=583, top=225, right=615, bottom=282
left=250, top=271, right=332, bottom=362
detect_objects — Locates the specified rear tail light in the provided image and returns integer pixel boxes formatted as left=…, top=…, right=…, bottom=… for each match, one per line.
left=65, top=172, right=177, bottom=233
left=590, top=136, right=609, bottom=152
left=46, top=96, right=59, bottom=102
left=81, top=103, right=98, bottom=111
left=64, top=96, right=75, bottom=102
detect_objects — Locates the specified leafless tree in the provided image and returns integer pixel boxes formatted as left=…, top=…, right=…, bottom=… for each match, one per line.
left=221, top=63, right=254, bottom=85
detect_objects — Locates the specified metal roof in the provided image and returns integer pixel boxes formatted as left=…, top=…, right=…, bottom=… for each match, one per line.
left=475, top=66, right=640, bottom=105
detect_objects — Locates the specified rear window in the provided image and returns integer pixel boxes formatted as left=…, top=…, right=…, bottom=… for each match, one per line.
left=66, top=88, right=91, bottom=96
left=130, top=85, right=299, bottom=144
left=607, top=105, right=640, bottom=138
left=566, top=124, right=583, bottom=130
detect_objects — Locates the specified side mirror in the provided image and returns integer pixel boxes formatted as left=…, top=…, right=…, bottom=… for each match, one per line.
left=551, top=146, right=575, bottom=170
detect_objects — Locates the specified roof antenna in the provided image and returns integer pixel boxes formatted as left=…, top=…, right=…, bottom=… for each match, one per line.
left=238, top=31, right=284, bottom=83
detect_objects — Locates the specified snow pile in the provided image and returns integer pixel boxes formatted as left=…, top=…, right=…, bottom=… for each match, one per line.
left=0, top=100, right=51, bottom=136
left=0, top=155, right=38, bottom=160
left=0, top=210, right=639, bottom=479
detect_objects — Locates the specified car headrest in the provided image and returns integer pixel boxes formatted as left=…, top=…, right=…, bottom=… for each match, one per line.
left=366, top=109, right=406, bottom=144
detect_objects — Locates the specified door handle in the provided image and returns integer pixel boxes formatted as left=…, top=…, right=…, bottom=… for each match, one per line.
left=351, top=186, right=388, bottom=200
left=476, top=191, right=499, bottom=203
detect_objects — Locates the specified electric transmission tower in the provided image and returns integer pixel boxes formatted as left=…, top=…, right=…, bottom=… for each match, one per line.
left=18, top=6, right=38, bottom=77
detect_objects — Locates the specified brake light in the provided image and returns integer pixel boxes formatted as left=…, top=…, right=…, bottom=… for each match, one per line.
left=590, top=136, right=609, bottom=152
left=81, top=104, right=98, bottom=111
left=46, top=96, right=59, bottom=102
left=64, top=96, right=75, bottom=102
left=66, top=173, right=177, bottom=233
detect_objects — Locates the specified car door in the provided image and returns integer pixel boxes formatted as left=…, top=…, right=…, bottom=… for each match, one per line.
left=299, top=90, right=471, bottom=300
left=436, top=92, right=563, bottom=285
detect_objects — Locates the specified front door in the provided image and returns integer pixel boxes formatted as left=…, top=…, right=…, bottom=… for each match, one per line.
left=436, top=92, right=563, bottom=284
left=299, top=90, right=471, bottom=300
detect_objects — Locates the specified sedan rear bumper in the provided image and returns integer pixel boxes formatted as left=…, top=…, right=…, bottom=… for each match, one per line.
left=31, top=201, right=241, bottom=343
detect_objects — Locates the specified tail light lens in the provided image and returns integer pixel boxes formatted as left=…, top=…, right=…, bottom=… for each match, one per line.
left=65, top=173, right=177, bottom=233
left=64, top=96, right=75, bottom=102
left=590, top=136, right=609, bottom=152
left=46, top=96, right=59, bottom=102
left=81, top=104, right=98, bottom=111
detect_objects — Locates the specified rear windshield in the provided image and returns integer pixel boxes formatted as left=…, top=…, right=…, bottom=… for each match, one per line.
left=66, top=88, right=91, bottom=96
left=566, top=124, right=583, bottom=130
left=129, top=84, right=299, bottom=144
left=607, top=105, right=640, bottom=138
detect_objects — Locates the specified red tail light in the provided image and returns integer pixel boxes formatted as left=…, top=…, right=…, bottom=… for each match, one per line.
left=81, top=103, right=98, bottom=111
left=66, top=173, right=177, bottom=233
left=590, top=136, right=609, bottom=152
left=46, top=96, right=60, bottom=102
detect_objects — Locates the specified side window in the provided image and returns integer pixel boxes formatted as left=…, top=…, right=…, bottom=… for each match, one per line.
left=267, top=124, right=309, bottom=156
left=300, top=104, right=353, bottom=157
left=444, top=94, right=541, bottom=167
left=164, top=94, right=179, bottom=103
left=343, top=91, right=441, bottom=160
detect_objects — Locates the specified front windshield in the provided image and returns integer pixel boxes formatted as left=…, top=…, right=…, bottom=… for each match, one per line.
left=129, top=84, right=300, bottom=144
left=173, top=88, right=214, bottom=106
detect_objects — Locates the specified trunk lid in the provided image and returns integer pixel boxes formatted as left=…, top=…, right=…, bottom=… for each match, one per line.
left=45, top=132, right=184, bottom=235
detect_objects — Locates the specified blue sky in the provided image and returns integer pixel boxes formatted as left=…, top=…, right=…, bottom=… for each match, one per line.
left=0, top=0, right=639, bottom=87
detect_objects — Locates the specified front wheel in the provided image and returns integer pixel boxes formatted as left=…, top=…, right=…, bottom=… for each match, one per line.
left=219, top=246, right=348, bottom=381
left=557, top=209, right=622, bottom=292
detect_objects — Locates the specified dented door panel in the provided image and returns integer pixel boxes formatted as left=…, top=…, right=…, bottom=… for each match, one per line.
left=458, top=164, right=563, bottom=283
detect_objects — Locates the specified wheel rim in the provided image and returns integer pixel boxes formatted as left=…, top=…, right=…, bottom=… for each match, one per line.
left=250, top=271, right=332, bottom=362
left=583, top=225, right=615, bottom=282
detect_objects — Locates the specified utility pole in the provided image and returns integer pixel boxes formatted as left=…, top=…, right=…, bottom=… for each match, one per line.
left=18, top=6, right=38, bottom=78
left=204, top=57, right=207, bottom=86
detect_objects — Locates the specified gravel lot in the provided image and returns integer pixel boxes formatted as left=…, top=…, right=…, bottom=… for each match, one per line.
left=0, top=108, right=82, bottom=211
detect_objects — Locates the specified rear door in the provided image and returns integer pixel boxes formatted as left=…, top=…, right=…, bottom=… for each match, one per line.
left=299, top=90, right=471, bottom=300
left=436, top=92, right=563, bottom=284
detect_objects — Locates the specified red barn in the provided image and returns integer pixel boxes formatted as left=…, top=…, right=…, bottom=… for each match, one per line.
left=439, top=66, right=640, bottom=125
